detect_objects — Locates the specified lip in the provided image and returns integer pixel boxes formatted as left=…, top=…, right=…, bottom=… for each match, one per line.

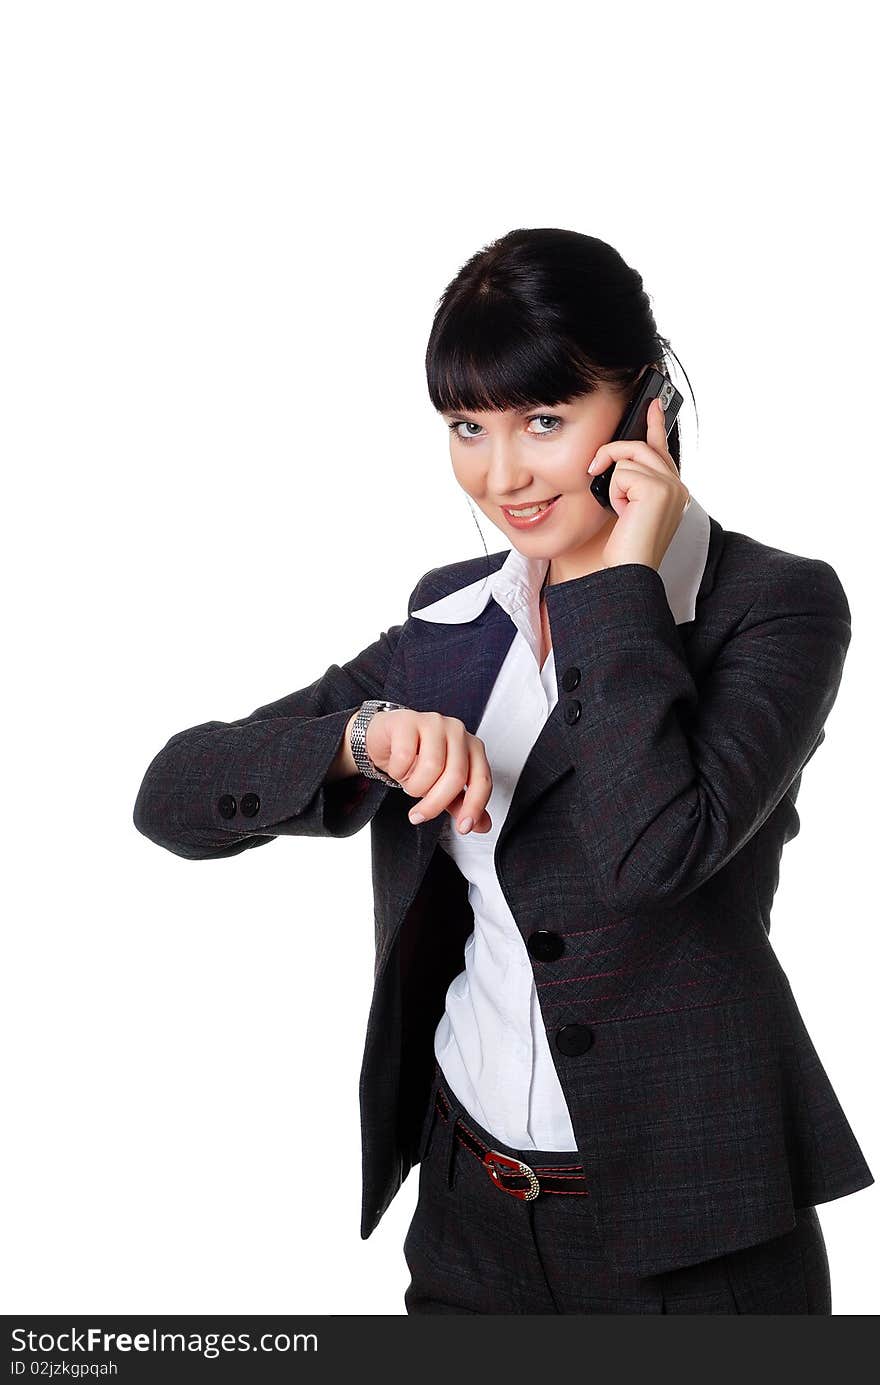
left=500, top=494, right=562, bottom=529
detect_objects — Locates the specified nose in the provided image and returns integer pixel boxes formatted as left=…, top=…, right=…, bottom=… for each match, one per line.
left=485, top=438, right=532, bottom=497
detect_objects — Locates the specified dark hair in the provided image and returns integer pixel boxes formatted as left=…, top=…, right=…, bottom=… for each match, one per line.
left=425, top=228, right=696, bottom=503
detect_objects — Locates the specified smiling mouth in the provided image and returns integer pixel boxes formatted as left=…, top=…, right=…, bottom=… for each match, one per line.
left=502, top=495, right=561, bottom=517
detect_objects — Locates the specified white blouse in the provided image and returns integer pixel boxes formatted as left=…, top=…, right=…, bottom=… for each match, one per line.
left=410, top=495, right=712, bottom=1150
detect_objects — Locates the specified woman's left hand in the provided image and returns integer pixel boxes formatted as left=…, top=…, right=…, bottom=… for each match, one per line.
left=587, top=397, right=690, bottom=571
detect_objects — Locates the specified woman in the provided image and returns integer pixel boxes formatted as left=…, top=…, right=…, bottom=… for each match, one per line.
left=133, top=228, right=874, bottom=1314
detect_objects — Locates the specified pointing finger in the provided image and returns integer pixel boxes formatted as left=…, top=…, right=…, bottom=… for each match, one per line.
left=646, top=394, right=666, bottom=449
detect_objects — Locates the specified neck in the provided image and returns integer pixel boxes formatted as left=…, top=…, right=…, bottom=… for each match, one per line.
left=545, top=512, right=617, bottom=589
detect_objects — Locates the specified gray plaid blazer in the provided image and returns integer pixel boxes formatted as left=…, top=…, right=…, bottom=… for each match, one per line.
left=133, top=511, right=875, bottom=1278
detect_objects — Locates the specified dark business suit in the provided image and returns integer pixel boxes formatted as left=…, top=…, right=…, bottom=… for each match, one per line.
left=133, top=510, right=874, bottom=1281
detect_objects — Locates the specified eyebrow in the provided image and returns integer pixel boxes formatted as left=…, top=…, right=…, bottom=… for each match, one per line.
left=441, top=404, right=552, bottom=418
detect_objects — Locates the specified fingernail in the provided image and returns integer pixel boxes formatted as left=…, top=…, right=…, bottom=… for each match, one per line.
left=458, top=816, right=473, bottom=834
left=588, top=460, right=597, bottom=472
left=409, top=811, right=424, bottom=824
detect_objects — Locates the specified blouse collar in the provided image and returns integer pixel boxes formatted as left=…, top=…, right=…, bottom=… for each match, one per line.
left=411, top=494, right=711, bottom=627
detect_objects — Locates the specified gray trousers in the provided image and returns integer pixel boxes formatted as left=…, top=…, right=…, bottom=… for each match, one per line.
left=403, top=1062, right=832, bottom=1314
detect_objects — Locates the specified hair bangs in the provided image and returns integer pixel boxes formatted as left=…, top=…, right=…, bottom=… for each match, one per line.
left=426, top=310, right=601, bottom=417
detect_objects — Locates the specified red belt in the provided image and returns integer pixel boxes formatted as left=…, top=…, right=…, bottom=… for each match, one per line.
left=433, top=1084, right=589, bottom=1201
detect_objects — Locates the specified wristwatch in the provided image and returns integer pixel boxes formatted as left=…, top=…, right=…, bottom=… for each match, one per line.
left=349, top=699, right=407, bottom=786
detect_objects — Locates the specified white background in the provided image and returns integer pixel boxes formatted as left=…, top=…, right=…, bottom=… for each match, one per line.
left=2, top=0, right=876, bottom=1316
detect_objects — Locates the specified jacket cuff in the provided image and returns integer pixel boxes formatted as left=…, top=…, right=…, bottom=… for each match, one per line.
left=543, top=562, right=687, bottom=724
left=213, top=705, right=394, bottom=841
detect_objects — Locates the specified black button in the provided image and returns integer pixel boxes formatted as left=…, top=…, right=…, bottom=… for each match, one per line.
left=561, top=666, right=581, bottom=691
left=217, top=794, right=237, bottom=820
left=555, top=1023, right=594, bottom=1056
left=563, top=699, right=582, bottom=725
left=527, top=929, right=565, bottom=961
left=240, top=792, right=261, bottom=818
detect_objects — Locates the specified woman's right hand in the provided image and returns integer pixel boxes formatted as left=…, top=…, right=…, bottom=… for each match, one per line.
left=365, top=709, right=493, bottom=835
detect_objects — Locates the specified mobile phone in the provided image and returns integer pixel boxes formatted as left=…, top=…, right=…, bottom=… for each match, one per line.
left=589, top=366, right=684, bottom=510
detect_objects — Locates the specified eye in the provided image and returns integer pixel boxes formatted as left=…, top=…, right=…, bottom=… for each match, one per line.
left=528, top=415, right=563, bottom=436
left=447, top=420, right=484, bottom=440
left=446, top=414, right=563, bottom=442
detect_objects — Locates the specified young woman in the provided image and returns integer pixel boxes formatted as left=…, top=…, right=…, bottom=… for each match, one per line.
left=134, top=228, right=874, bottom=1314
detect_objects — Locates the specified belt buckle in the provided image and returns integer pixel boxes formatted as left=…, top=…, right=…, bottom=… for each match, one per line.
left=482, top=1148, right=540, bottom=1201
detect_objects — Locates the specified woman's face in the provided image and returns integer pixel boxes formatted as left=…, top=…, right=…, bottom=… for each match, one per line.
left=441, top=383, right=632, bottom=574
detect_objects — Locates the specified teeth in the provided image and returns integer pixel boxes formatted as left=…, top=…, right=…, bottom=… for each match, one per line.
left=508, top=499, right=554, bottom=517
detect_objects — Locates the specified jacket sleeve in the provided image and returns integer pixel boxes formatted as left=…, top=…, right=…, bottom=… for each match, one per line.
left=543, top=553, right=852, bottom=912
left=132, top=580, right=421, bottom=861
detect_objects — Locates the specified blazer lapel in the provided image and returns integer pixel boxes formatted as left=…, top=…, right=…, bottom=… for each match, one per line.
left=399, top=563, right=515, bottom=863
left=404, top=592, right=518, bottom=739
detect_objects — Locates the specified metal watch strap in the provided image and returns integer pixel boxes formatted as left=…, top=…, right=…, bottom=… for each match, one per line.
left=349, top=700, right=407, bottom=786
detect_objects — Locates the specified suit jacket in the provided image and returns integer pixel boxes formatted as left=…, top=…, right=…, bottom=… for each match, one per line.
left=132, top=511, right=875, bottom=1278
